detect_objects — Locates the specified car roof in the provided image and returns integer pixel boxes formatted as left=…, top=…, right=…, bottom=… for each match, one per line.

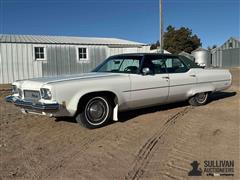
left=110, top=53, right=179, bottom=58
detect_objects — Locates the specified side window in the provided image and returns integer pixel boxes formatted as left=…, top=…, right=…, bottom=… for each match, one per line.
left=165, top=58, right=188, bottom=73
left=179, top=56, right=201, bottom=68
left=34, top=46, right=46, bottom=60
left=102, top=58, right=124, bottom=72
left=151, top=59, right=167, bottom=74
left=143, top=56, right=167, bottom=74
left=95, top=56, right=141, bottom=74
left=119, top=59, right=140, bottom=73
left=76, top=47, right=89, bottom=62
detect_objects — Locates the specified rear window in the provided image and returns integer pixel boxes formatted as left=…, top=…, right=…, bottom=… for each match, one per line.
left=179, top=55, right=201, bottom=68
left=165, top=57, right=189, bottom=73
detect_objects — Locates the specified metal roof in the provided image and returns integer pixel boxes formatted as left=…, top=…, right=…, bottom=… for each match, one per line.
left=232, top=37, right=240, bottom=42
left=191, top=47, right=209, bottom=53
left=0, top=34, right=145, bottom=46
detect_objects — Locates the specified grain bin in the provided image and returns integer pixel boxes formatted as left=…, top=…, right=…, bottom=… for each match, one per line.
left=191, top=48, right=211, bottom=67
left=179, top=51, right=195, bottom=61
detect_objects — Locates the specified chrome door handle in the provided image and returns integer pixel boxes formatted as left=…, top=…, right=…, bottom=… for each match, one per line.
left=162, top=76, right=169, bottom=79
left=189, top=74, right=196, bottom=77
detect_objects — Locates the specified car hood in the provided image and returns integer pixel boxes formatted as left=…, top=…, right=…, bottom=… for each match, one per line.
left=16, top=73, right=126, bottom=90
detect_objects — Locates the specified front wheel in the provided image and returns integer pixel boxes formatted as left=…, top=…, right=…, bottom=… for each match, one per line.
left=188, top=92, right=209, bottom=106
left=76, top=96, right=112, bottom=129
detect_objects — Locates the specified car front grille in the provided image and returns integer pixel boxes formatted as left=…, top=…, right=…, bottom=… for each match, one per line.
left=24, top=90, right=41, bottom=101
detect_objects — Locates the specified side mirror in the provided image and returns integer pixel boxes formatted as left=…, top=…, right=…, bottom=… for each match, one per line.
left=142, top=67, right=150, bottom=75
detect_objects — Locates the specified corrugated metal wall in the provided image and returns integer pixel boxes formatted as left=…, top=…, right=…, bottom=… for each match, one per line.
left=0, top=43, right=150, bottom=84
left=108, top=46, right=150, bottom=57
left=211, top=38, right=240, bottom=68
left=0, top=43, right=43, bottom=84
left=42, top=45, right=108, bottom=76
left=211, top=49, right=222, bottom=67
left=222, top=48, right=240, bottom=67
left=42, top=45, right=150, bottom=76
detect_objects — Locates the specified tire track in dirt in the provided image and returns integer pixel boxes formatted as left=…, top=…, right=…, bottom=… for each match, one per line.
left=2, top=124, right=119, bottom=179
left=125, top=107, right=192, bottom=180
left=0, top=97, right=120, bottom=179
left=159, top=112, right=203, bottom=179
left=38, top=124, right=121, bottom=179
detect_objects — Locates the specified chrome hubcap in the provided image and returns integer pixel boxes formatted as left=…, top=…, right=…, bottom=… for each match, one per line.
left=88, top=102, right=105, bottom=119
left=196, top=93, right=207, bottom=103
left=85, top=97, right=109, bottom=125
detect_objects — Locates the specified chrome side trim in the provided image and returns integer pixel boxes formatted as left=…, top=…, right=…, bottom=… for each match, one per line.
left=123, top=79, right=231, bottom=93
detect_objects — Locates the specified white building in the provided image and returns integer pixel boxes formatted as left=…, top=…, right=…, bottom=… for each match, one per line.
left=0, top=34, right=151, bottom=84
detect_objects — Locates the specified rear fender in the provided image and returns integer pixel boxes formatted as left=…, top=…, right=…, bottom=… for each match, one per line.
left=188, top=84, right=215, bottom=98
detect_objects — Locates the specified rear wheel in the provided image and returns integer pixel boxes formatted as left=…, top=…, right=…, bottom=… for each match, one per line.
left=76, top=96, right=112, bottom=129
left=189, top=92, right=208, bottom=106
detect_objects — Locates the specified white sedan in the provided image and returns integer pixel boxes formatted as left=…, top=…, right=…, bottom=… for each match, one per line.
left=6, top=53, right=232, bottom=128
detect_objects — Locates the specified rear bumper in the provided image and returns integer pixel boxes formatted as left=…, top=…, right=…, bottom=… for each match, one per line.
left=5, top=95, right=59, bottom=111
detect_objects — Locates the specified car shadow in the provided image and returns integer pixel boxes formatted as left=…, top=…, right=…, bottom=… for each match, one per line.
left=54, top=91, right=236, bottom=124
left=208, top=91, right=237, bottom=103
left=55, top=116, right=77, bottom=123
left=118, top=91, right=237, bottom=122
left=118, top=101, right=189, bottom=123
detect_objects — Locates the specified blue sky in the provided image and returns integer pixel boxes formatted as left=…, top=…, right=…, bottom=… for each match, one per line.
left=0, top=0, right=239, bottom=48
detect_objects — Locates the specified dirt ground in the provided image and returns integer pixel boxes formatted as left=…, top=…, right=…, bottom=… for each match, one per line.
left=0, top=68, right=239, bottom=180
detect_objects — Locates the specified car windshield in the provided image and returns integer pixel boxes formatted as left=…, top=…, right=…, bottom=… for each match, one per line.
left=93, top=56, right=142, bottom=74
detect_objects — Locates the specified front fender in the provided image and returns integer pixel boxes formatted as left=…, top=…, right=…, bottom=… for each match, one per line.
left=66, top=89, right=123, bottom=116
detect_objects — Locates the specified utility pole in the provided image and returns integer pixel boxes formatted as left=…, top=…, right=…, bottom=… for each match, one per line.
left=159, top=0, right=164, bottom=53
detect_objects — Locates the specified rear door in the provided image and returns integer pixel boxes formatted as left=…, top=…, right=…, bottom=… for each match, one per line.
left=165, top=57, right=197, bottom=102
left=128, top=55, right=170, bottom=108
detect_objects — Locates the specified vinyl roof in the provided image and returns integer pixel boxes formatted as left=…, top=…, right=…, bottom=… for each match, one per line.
left=0, top=34, right=145, bottom=46
left=110, top=53, right=177, bottom=57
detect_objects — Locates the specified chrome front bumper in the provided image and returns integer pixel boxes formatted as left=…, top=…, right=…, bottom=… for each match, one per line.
left=5, top=95, right=59, bottom=111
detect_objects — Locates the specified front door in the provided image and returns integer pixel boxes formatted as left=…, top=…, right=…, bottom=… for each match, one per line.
left=128, top=55, right=169, bottom=109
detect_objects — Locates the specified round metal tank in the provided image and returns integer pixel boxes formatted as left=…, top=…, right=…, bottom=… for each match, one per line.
left=179, top=51, right=195, bottom=61
left=191, top=48, right=211, bottom=67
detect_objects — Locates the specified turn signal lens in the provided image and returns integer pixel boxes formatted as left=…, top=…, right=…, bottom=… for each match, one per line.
left=11, top=85, right=18, bottom=94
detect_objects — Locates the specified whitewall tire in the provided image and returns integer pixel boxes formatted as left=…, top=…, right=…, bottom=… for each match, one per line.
left=189, top=92, right=209, bottom=106
left=76, top=96, right=112, bottom=128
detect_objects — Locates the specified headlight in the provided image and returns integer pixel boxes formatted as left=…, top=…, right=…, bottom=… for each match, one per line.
left=40, top=88, right=52, bottom=100
left=12, top=85, right=18, bottom=94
